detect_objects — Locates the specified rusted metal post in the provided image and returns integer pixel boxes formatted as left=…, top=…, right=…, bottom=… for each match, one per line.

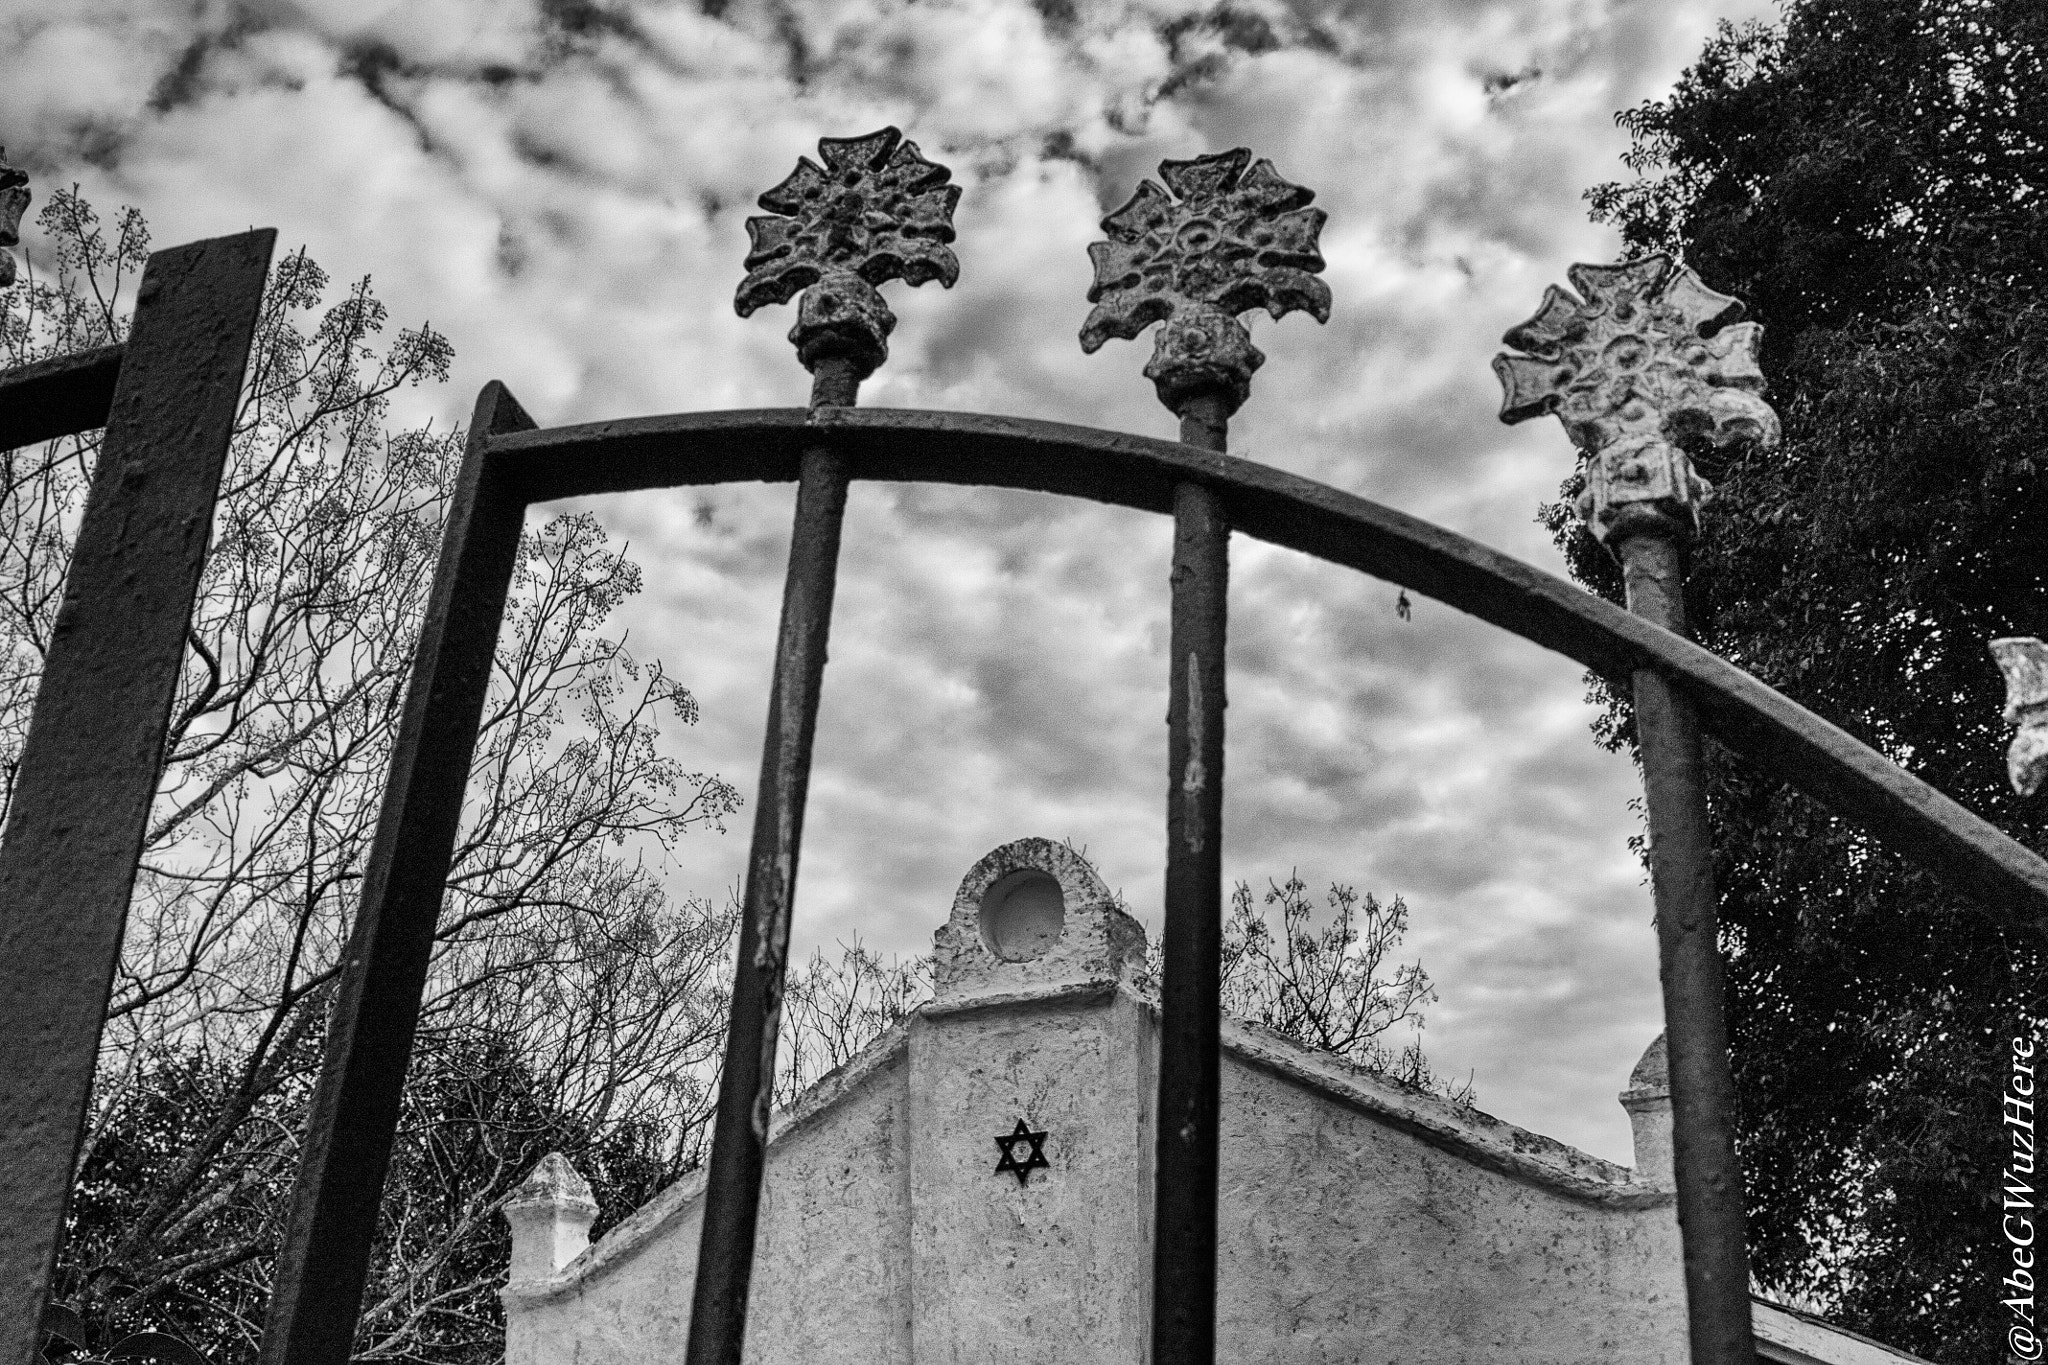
left=1080, top=147, right=1329, bottom=1365
left=1496, top=255, right=1782, bottom=1365
left=684, top=382, right=850, bottom=1365
left=1620, top=529, right=1756, bottom=1365
left=1156, top=411, right=1230, bottom=1365
left=263, top=381, right=534, bottom=1365
left=687, top=128, right=958, bottom=1365
left=0, top=226, right=275, bottom=1365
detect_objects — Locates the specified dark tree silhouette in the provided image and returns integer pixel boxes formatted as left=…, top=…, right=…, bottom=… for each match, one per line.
left=1557, top=5, right=2047, bottom=1358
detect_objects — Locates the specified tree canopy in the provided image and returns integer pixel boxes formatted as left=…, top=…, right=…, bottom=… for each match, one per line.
left=1562, top=3, right=2046, bottom=1359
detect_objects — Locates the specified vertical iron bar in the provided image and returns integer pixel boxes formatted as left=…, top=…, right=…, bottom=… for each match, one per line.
left=1151, top=392, right=1230, bottom=1365
left=0, top=228, right=274, bottom=1365
left=261, top=382, right=534, bottom=1365
left=1619, top=532, right=1755, bottom=1365
left=685, top=355, right=860, bottom=1365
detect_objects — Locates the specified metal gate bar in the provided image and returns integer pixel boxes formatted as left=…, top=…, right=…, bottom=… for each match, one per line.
left=685, top=356, right=862, bottom=1365
left=1153, top=396, right=1232, bottom=1365
left=0, top=228, right=274, bottom=1365
left=261, top=383, right=534, bottom=1365
left=1624, top=536, right=1755, bottom=1364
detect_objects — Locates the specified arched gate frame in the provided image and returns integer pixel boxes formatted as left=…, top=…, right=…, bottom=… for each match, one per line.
left=254, top=387, right=2048, bottom=1365
left=0, top=191, right=2039, bottom=1365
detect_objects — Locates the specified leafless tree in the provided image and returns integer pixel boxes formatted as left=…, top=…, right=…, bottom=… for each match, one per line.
left=775, top=940, right=932, bottom=1107
left=5, top=189, right=740, bottom=1363
left=1219, top=873, right=1467, bottom=1101
left=770, top=868, right=1471, bottom=1114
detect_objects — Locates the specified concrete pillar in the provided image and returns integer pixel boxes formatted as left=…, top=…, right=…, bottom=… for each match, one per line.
left=504, top=1151, right=600, bottom=1283
left=1620, top=1033, right=1675, bottom=1189
left=911, top=837, right=1153, bottom=1365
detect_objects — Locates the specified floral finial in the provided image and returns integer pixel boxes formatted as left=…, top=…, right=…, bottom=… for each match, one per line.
left=1080, top=147, right=1330, bottom=417
left=735, top=127, right=961, bottom=382
left=0, top=150, right=29, bottom=290
left=1494, top=254, right=1780, bottom=546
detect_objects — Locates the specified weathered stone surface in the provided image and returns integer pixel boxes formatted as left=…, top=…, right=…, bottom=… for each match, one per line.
left=1991, top=636, right=2048, bottom=795
left=932, top=836, right=1146, bottom=1002
left=507, top=1036, right=915, bottom=1365
left=0, top=151, right=29, bottom=290
left=1494, top=254, right=1781, bottom=546
left=505, top=840, right=1697, bottom=1365
left=1619, top=1033, right=1674, bottom=1190
left=1080, top=148, right=1330, bottom=416
left=735, top=127, right=960, bottom=380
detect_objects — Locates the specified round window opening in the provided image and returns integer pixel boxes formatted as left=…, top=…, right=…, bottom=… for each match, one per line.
left=978, top=869, right=1066, bottom=963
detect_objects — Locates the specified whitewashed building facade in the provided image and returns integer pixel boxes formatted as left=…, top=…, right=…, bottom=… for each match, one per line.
left=500, top=838, right=1926, bottom=1365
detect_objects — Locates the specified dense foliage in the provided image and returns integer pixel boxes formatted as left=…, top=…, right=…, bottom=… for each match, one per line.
left=1560, top=3, right=2047, bottom=1358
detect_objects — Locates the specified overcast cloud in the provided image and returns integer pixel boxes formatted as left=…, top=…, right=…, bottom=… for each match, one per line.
left=2, top=0, right=1780, bottom=1162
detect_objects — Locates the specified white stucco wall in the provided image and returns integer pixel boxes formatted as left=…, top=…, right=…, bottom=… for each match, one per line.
left=1213, top=1032, right=1683, bottom=1363
left=503, top=838, right=1688, bottom=1365
left=506, top=1036, right=915, bottom=1365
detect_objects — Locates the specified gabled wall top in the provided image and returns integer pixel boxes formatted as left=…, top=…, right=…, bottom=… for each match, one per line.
left=933, top=837, right=1146, bottom=1003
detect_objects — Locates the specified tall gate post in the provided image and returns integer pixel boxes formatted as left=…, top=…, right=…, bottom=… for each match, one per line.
left=686, top=127, right=961, bottom=1365
left=1496, top=254, right=1783, bottom=1365
left=1079, top=147, right=1330, bottom=1365
left=0, top=227, right=275, bottom=1365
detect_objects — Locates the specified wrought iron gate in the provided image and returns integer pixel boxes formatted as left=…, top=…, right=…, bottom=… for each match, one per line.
left=3, top=133, right=2044, bottom=1365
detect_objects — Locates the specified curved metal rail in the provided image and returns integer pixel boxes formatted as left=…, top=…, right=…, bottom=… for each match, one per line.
left=489, top=405, right=2048, bottom=920
left=261, top=397, right=2048, bottom=1365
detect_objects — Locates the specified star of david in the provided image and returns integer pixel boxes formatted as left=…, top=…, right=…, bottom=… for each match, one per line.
left=992, top=1119, right=1050, bottom=1186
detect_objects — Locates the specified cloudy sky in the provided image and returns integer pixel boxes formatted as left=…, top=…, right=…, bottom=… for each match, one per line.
left=3, top=0, right=1782, bottom=1163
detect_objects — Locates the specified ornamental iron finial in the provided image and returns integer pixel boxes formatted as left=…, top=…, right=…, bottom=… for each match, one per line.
left=735, top=127, right=961, bottom=384
left=0, top=150, right=29, bottom=289
left=1080, top=147, right=1330, bottom=418
left=1494, top=254, right=1780, bottom=546
left=1991, top=637, right=2048, bottom=796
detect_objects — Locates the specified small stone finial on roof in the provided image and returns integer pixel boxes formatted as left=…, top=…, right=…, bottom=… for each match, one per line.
left=1494, top=253, right=1781, bottom=547
left=735, top=127, right=961, bottom=386
left=1618, top=1032, right=1673, bottom=1189
left=503, top=1152, right=599, bottom=1282
left=1623, top=1032, right=1669, bottom=1100
left=0, top=150, right=30, bottom=290
left=1079, top=147, right=1330, bottom=418
left=1991, top=637, right=2048, bottom=795
left=508, top=1151, right=597, bottom=1210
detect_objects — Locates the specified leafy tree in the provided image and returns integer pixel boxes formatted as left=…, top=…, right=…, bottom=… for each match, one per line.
left=1559, top=4, right=2047, bottom=1358
left=3, top=189, right=741, bottom=1363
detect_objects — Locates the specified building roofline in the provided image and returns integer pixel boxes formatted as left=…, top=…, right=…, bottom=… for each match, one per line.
left=1213, top=1005, right=1667, bottom=1210
left=508, top=978, right=1668, bottom=1306
left=505, top=1017, right=915, bottom=1306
